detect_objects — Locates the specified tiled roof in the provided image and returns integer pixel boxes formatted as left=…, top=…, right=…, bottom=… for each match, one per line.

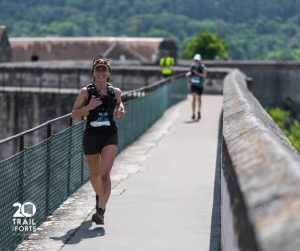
left=9, top=37, right=164, bottom=62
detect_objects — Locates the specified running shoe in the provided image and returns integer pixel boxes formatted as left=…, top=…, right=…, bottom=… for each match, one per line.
left=92, top=208, right=105, bottom=225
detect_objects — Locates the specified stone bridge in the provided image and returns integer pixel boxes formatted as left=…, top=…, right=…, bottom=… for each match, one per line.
left=0, top=62, right=300, bottom=251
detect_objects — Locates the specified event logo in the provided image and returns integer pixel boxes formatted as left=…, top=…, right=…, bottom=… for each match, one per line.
left=12, top=202, right=37, bottom=234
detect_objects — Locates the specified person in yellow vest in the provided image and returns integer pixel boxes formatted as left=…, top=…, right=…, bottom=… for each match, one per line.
left=159, top=55, right=175, bottom=77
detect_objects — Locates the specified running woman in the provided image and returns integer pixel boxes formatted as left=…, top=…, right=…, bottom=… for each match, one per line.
left=71, top=58, right=125, bottom=224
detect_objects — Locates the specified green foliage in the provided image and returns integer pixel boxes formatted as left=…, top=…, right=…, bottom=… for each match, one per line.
left=1, top=0, right=300, bottom=60
left=266, top=48, right=300, bottom=62
left=182, top=31, right=228, bottom=60
left=288, top=121, right=300, bottom=151
left=267, top=107, right=292, bottom=130
left=267, top=107, right=300, bottom=153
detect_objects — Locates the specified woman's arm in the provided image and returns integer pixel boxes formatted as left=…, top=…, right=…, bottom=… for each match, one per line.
left=71, top=87, right=102, bottom=120
left=194, top=65, right=207, bottom=78
left=198, top=70, right=207, bottom=78
left=114, top=88, right=125, bottom=118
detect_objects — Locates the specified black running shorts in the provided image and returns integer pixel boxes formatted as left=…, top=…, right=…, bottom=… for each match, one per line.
left=83, top=130, right=118, bottom=155
left=190, top=86, right=203, bottom=95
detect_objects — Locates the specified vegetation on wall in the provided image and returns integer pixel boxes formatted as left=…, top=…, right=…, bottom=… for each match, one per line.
left=267, top=107, right=300, bottom=153
left=1, top=0, right=300, bottom=60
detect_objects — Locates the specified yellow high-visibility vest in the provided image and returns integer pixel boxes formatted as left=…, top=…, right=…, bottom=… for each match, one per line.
left=160, top=57, right=174, bottom=76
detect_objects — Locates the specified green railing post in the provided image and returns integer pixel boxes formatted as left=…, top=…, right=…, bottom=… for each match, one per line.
left=67, top=128, right=72, bottom=194
left=18, top=151, right=24, bottom=205
left=45, top=123, right=52, bottom=214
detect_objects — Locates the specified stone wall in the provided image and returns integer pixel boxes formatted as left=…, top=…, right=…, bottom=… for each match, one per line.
left=1, top=60, right=300, bottom=111
left=222, top=69, right=300, bottom=251
left=193, top=61, right=300, bottom=111
left=0, top=89, right=77, bottom=159
left=0, top=60, right=226, bottom=92
left=0, top=61, right=163, bottom=91
left=242, top=65, right=300, bottom=112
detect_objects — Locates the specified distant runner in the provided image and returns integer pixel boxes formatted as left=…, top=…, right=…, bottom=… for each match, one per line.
left=186, top=54, right=207, bottom=120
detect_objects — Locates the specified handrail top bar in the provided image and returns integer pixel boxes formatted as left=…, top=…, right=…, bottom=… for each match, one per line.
left=122, top=73, right=185, bottom=95
left=0, top=113, right=71, bottom=145
left=121, top=73, right=184, bottom=95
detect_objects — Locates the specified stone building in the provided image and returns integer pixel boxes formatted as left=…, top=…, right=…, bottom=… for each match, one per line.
left=9, top=36, right=178, bottom=64
left=0, top=26, right=12, bottom=62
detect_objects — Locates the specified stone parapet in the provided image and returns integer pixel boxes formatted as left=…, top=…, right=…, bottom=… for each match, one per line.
left=222, top=69, right=300, bottom=251
left=0, top=61, right=227, bottom=93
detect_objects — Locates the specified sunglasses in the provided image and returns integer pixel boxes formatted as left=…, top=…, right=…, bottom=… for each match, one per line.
left=94, top=67, right=108, bottom=72
left=93, top=58, right=110, bottom=67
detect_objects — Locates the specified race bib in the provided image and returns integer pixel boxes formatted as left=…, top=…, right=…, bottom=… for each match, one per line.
left=90, top=112, right=111, bottom=127
left=191, top=76, right=201, bottom=84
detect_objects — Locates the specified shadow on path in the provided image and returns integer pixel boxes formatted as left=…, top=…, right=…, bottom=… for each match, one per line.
left=184, top=119, right=201, bottom=124
left=209, top=112, right=222, bottom=251
left=50, top=220, right=105, bottom=245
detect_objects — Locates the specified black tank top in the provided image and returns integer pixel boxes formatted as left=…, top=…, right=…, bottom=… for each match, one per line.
left=85, top=83, right=117, bottom=134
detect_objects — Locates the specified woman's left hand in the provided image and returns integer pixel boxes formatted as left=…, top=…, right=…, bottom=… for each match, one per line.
left=114, top=88, right=125, bottom=118
left=116, top=103, right=125, bottom=118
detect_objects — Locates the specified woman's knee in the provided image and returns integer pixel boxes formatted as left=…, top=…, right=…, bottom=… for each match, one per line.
left=100, top=171, right=110, bottom=182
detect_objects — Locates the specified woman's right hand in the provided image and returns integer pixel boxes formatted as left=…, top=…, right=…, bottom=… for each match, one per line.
left=87, top=97, right=102, bottom=110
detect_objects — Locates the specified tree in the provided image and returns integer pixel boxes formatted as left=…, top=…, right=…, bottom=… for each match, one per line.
left=182, top=31, right=228, bottom=60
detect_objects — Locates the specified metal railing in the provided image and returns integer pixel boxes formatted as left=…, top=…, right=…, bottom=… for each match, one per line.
left=0, top=114, right=72, bottom=152
left=0, top=74, right=188, bottom=251
left=0, top=74, right=185, bottom=154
